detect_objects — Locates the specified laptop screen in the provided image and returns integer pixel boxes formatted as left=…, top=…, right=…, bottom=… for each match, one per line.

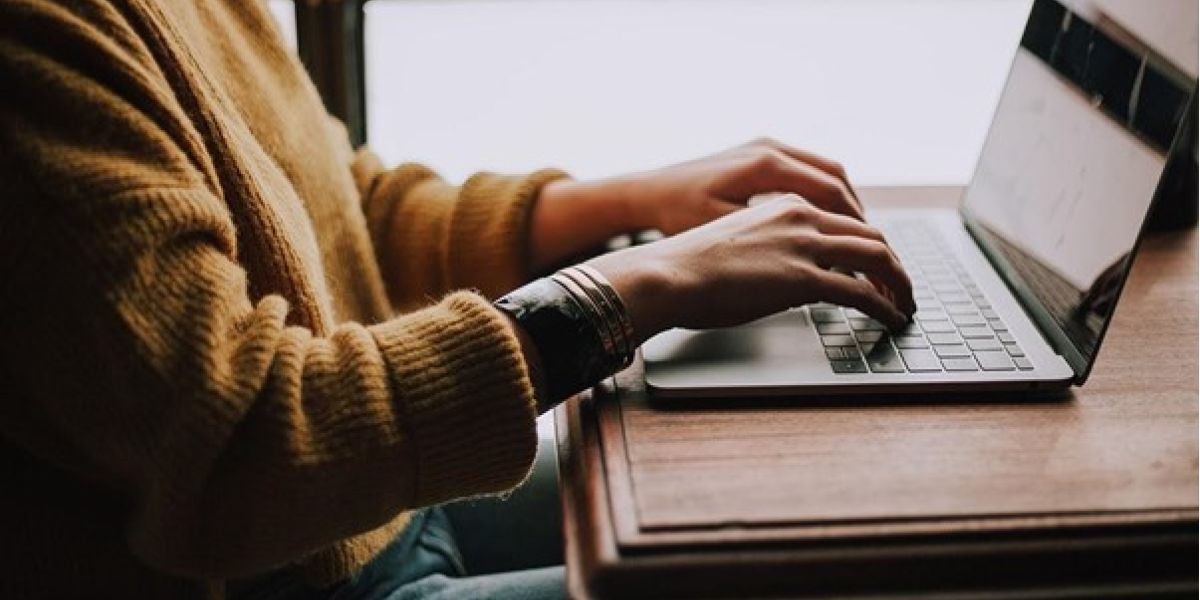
left=960, top=0, right=1193, bottom=382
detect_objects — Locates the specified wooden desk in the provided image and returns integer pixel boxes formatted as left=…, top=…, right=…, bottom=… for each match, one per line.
left=556, top=187, right=1199, bottom=599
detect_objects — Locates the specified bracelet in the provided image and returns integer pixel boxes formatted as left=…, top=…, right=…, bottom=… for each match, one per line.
left=493, top=267, right=635, bottom=412
left=551, top=269, right=625, bottom=361
left=554, top=267, right=634, bottom=369
left=493, top=278, right=613, bottom=412
left=574, top=264, right=636, bottom=367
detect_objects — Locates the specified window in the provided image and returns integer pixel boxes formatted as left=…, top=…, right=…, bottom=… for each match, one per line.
left=361, top=1, right=1032, bottom=185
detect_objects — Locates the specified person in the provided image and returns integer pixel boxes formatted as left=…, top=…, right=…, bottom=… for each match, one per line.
left=0, top=1, right=914, bottom=598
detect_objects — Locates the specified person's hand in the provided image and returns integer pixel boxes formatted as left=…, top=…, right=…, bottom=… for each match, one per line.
left=586, top=194, right=914, bottom=345
left=530, top=138, right=865, bottom=272
left=617, top=137, right=865, bottom=235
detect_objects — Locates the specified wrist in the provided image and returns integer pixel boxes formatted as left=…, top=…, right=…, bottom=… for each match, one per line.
left=565, top=174, right=660, bottom=232
left=585, top=247, right=677, bottom=346
left=532, top=177, right=647, bottom=273
left=603, top=172, right=658, bottom=232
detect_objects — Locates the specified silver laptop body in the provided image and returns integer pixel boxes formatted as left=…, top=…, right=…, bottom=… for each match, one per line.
left=643, top=0, right=1196, bottom=398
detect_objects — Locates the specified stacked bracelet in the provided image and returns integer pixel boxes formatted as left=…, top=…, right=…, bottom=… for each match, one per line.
left=493, top=266, right=635, bottom=412
left=550, top=266, right=635, bottom=370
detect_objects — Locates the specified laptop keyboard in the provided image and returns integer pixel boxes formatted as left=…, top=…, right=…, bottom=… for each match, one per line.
left=812, top=221, right=1034, bottom=375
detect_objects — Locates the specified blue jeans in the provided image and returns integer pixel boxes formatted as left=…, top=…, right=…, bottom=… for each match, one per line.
left=328, top=507, right=565, bottom=600
left=232, top=440, right=566, bottom=600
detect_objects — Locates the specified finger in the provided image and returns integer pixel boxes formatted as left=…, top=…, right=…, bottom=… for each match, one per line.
left=812, top=210, right=908, bottom=280
left=707, top=199, right=742, bottom=220
left=845, top=269, right=893, bottom=303
left=811, top=210, right=885, bottom=243
left=758, top=154, right=864, bottom=221
left=753, top=138, right=863, bottom=211
left=814, top=236, right=916, bottom=315
left=805, top=268, right=908, bottom=329
left=748, top=191, right=792, bottom=207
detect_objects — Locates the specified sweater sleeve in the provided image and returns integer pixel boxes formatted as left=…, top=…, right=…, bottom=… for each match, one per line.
left=0, top=0, right=537, bottom=579
left=350, top=148, right=568, bottom=309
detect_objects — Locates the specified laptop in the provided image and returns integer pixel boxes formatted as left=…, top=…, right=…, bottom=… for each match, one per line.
left=643, top=0, right=1197, bottom=398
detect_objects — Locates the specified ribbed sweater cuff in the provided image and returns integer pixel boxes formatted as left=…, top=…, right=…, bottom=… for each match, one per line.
left=451, top=168, right=570, bottom=297
left=369, top=291, right=538, bottom=505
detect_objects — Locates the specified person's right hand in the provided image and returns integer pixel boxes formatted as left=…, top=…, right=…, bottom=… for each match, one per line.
left=586, top=194, right=915, bottom=346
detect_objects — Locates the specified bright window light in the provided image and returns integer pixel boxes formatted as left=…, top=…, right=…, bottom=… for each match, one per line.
left=364, top=0, right=1032, bottom=185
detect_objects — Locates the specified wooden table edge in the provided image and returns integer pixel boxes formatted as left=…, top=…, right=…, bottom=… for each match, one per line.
left=558, top=391, right=1199, bottom=600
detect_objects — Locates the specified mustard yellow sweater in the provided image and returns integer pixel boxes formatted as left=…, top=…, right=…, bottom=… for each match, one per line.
left=0, top=0, right=566, bottom=597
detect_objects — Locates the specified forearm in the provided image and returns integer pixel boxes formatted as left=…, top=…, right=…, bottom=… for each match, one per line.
left=528, top=176, right=646, bottom=273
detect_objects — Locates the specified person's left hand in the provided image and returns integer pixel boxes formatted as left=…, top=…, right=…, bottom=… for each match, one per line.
left=613, top=137, right=865, bottom=235
left=530, top=138, right=867, bottom=273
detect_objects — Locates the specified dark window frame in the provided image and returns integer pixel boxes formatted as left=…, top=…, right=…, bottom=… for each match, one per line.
left=294, top=0, right=369, bottom=146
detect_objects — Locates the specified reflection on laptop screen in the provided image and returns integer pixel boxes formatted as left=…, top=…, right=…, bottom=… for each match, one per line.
left=961, top=0, right=1191, bottom=373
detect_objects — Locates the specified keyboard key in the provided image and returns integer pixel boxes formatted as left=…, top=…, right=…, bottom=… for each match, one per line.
left=894, top=336, right=929, bottom=349
left=825, top=347, right=845, bottom=360
left=1004, top=343, right=1025, bottom=357
left=951, top=313, right=986, bottom=326
left=817, top=322, right=851, bottom=335
left=810, top=307, right=842, bottom=323
left=941, top=357, right=979, bottom=371
left=919, top=320, right=956, bottom=333
left=997, top=331, right=1016, bottom=343
left=959, top=326, right=994, bottom=339
left=939, top=293, right=972, bottom=304
left=831, top=359, right=868, bottom=374
left=933, top=344, right=971, bottom=358
left=849, top=318, right=885, bottom=331
left=1014, top=356, right=1034, bottom=370
left=915, top=297, right=940, bottom=309
left=975, top=350, right=1016, bottom=371
left=926, top=332, right=961, bottom=344
left=981, top=309, right=999, bottom=319
left=967, top=338, right=1003, bottom=351
left=842, top=346, right=862, bottom=359
left=844, top=309, right=870, bottom=320
left=914, top=310, right=948, bottom=321
left=988, top=319, right=1008, bottom=331
left=900, top=349, right=942, bottom=372
left=821, top=335, right=856, bottom=347
left=946, top=304, right=977, bottom=315
left=865, top=344, right=906, bottom=373
left=855, top=331, right=884, bottom=343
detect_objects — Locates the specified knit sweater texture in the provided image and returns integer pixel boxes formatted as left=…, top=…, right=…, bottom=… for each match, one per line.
left=0, top=0, right=566, bottom=597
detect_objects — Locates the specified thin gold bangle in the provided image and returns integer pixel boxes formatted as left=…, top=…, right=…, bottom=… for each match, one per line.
left=573, top=264, right=635, bottom=366
left=555, top=268, right=624, bottom=366
left=549, top=272, right=618, bottom=360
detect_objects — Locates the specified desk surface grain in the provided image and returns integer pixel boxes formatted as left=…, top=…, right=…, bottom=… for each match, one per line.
left=557, top=187, right=1199, bottom=599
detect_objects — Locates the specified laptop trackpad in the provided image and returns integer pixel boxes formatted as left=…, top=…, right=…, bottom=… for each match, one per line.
left=642, top=310, right=808, bottom=367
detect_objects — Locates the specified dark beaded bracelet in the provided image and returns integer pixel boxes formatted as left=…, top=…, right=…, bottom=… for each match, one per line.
left=494, top=278, right=617, bottom=413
